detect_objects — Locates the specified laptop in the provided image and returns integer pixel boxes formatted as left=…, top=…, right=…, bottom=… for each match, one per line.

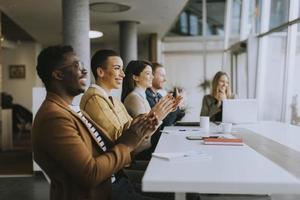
left=222, top=99, right=258, bottom=124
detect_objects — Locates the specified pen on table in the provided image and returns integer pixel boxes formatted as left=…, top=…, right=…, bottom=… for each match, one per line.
left=160, top=130, right=169, bottom=134
left=179, top=129, right=186, bottom=131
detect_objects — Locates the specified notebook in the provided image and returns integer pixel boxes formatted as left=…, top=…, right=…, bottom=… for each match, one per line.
left=203, top=138, right=243, bottom=146
left=222, top=99, right=258, bottom=124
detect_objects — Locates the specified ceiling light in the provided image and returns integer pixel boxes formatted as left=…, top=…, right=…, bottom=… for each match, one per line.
left=90, top=2, right=130, bottom=13
left=89, top=30, right=103, bottom=39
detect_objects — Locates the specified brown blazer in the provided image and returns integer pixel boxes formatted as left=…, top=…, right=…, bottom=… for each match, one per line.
left=32, top=92, right=132, bottom=200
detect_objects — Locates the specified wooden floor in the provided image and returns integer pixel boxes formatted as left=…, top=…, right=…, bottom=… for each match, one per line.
left=0, top=131, right=33, bottom=176
left=0, top=150, right=33, bottom=175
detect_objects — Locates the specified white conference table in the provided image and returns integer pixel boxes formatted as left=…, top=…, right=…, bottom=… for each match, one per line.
left=142, top=121, right=300, bottom=200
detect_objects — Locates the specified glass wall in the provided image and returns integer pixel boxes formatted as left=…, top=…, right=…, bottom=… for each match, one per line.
left=225, top=0, right=300, bottom=123
left=269, top=0, right=289, bottom=29
left=254, top=0, right=262, bottom=33
left=231, top=0, right=242, bottom=36
left=165, top=0, right=300, bottom=123
left=262, top=29, right=288, bottom=121
left=290, top=23, right=300, bottom=125
left=255, top=0, right=300, bottom=123
left=168, top=0, right=225, bottom=36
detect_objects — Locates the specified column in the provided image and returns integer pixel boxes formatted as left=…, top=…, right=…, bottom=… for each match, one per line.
left=149, top=33, right=157, bottom=62
left=255, top=0, right=271, bottom=120
left=119, top=21, right=138, bottom=67
left=62, top=0, right=90, bottom=83
left=222, top=0, right=233, bottom=69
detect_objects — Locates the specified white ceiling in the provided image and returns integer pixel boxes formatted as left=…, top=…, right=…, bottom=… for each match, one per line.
left=0, top=0, right=188, bottom=45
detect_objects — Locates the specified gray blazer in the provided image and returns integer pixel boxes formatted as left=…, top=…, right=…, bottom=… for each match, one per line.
left=200, top=94, right=235, bottom=122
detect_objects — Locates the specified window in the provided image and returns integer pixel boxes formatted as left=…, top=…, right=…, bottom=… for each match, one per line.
left=290, top=23, right=300, bottom=125
left=179, top=12, right=189, bottom=34
left=269, top=0, right=289, bottom=29
left=231, top=0, right=242, bottom=36
left=261, top=28, right=288, bottom=121
left=167, top=0, right=225, bottom=37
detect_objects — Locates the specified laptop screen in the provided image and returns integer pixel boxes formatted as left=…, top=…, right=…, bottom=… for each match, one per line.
left=222, top=99, right=258, bottom=124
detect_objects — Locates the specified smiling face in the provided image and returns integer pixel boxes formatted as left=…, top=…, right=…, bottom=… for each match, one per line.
left=133, top=65, right=153, bottom=89
left=58, top=52, right=88, bottom=96
left=217, top=74, right=229, bottom=93
left=152, top=67, right=166, bottom=90
left=98, top=56, right=124, bottom=91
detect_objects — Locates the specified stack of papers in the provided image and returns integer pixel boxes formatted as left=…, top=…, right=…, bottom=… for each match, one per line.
left=152, top=150, right=211, bottom=161
left=203, top=138, right=243, bottom=146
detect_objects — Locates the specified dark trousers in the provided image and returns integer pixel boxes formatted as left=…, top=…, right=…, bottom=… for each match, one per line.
left=111, top=177, right=158, bottom=200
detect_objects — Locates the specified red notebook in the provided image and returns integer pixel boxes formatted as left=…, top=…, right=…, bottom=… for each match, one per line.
left=203, top=138, right=243, bottom=146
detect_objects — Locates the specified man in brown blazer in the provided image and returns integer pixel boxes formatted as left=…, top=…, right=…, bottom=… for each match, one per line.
left=32, top=45, right=158, bottom=200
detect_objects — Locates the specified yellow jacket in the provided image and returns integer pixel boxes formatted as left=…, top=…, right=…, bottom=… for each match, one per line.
left=80, top=86, right=132, bottom=142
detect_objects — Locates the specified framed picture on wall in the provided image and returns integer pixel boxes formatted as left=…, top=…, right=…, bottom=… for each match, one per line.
left=9, top=65, right=26, bottom=79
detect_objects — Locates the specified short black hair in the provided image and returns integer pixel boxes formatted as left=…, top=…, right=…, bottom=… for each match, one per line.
left=36, top=45, right=74, bottom=90
left=91, top=49, right=119, bottom=80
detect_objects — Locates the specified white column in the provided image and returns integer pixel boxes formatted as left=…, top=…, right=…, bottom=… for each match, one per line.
left=255, top=0, right=271, bottom=120
left=119, top=21, right=138, bottom=67
left=240, top=0, right=250, bottom=40
left=282, top=0, right=299, bottom=122
left=202, top=0, right=207, bottom=81
left=222, top=0, right=233, bottom=70
left=62, top=0, right=90, bottom=83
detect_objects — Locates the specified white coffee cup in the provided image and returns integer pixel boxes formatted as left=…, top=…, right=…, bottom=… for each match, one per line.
left=200, top=116, right=210, bottom=132
left=221, top=122, right=232, bottom=133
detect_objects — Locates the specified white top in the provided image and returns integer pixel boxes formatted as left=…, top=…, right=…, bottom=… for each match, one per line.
left=142, top=122, right=300, bottom=195
left=123, top=87, right=151, bottom=117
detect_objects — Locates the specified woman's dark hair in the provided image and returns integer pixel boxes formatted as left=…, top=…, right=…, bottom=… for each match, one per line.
left=36, top=45, right=74, bottom=90
left=121, top=60, right=152, bottom=102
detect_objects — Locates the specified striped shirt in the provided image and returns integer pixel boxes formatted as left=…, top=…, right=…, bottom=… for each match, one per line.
left=70, top=105, right=115, bottom=183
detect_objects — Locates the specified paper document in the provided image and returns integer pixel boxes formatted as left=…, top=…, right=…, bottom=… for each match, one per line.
left=152, top=150, right=211, bottom=161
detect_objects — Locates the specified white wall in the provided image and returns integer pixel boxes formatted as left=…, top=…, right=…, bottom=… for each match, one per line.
left=162, top=37, right=224, bottom=121
left=2, top=42, right=42, bottom=111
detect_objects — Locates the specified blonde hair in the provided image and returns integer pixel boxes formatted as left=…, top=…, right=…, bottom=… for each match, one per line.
left=211, top=71, right=232, bottom=98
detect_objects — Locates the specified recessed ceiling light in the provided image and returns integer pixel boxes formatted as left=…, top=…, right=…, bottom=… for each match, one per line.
left=89, top=30, right=103, bottom=39
left=90, top=2, right=130, bottom=13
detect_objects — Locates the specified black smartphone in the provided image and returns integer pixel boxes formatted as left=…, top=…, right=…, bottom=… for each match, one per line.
left=173, top=87, right=178, bottom=98
left=186, top=136, right=219, bottom=140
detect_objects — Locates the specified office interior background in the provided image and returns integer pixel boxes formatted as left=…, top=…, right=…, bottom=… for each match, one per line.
left=0, top=0, right=300, bottom=192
